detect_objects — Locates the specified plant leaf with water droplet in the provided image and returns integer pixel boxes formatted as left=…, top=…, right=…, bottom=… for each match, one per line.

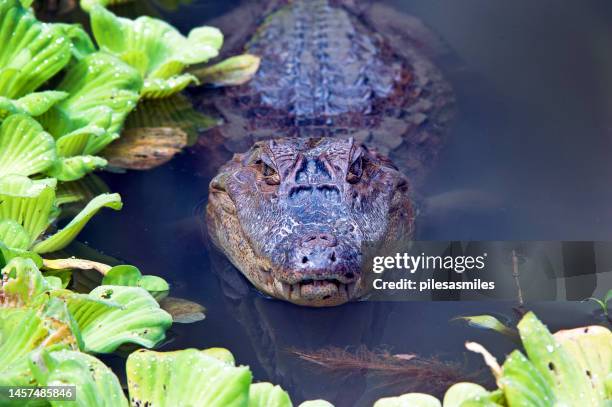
left=89, top=6, right=222, bottom=98
left=65, top=285, right=172, bottom=353
left=0, top=175, right=56, bottom=250
left=126, top=348, right=251, bottom=407
left=0, top=114, right=56, bottom=178
left=46, top=155, right=108, bottom=182
left=30, top=349, right=128, bottom=407
left=1, top=257, right=51, bottom=307
left=554, top=325, right=612, bottom=401
left=0, top=0, right=71, bottom=98
left=249, top=382, right=292, bottom=407
left=0, top=306, right=77, bottom=387
left=517, top=312, right=601, bottom=406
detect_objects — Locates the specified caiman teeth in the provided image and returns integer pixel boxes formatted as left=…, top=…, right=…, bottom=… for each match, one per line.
left=273, top=280, right=291, bottom=298
left=271, top=276, right=359, bottom=301
left=347, top=281, right=357, bottom=298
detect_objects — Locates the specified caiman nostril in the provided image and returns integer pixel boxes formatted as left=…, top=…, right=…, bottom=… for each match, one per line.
left=299, top=233, right=338, bottom=248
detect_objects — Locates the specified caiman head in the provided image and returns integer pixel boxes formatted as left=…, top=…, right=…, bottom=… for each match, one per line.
left=206, top=137, right=414, bottom=307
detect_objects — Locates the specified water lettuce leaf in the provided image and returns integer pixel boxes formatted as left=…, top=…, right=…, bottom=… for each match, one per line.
left=30, top=349, right=129, bottom=407
left=46, top=155, right=108, bottom=182
left=0, top=307, right=76, bottom=387
left=65, top=285, right=172, bottom=353
left=442, top=383, right=500, bottom=407
left=0, top=175, right=56, bottom=249
left=0, top=175, right=123, bottom=253
left=554, top=325, right=612, bottom=401
left=0, top=259, right=80, bottom=386
left=0, top=114, right=56, bottom=178
left=33, top=193, right=122, bottom=253
left=102, top=264, right=169, bottom=297
left=126, top=348, right=252, bottom=406
left=0, top=241, right=42, bottom=268
left=1, top=257, right=51, bottom=307
left=517, top=312, right=601, bottom=406
left=90, top=5, right=222, bottom=98
left=0, top=91, right=68, bottom=118
left=249, top=382, right=292, bottom=407
left=39, top=51, right=142, bottom=161
left=0, top=0, right=71, bottom=99
left=55, top=23, right=97, bottom=61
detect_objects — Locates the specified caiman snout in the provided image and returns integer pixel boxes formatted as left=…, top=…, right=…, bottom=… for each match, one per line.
left=296, top=232, right=338, bottom=271
left=271, top=231, right=362, bottom=306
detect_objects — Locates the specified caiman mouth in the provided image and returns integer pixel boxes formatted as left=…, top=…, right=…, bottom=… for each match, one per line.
left=268, top=272, right=361, bottom=306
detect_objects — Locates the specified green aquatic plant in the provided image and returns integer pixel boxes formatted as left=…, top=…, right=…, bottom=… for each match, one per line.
left=453, top=315, right=519, bottom=342
left=89, top=5, right=222, bottom=98
left=38, top=51, right=142, bottom=180
left=249, top=382, right=293, bottom=407
left=0, top=0, right=142, bottom=181
left=0, top=0, right=71, bottom=101
left=373, top=312, right=612, bottom=407
left=1, top=256, right=172, bottom=352
left=0, top=174, right=122, bottom=254
left=0, top=255, right=172, bottom=393
left=31, top=349, right=129, bottom=406
left=584, top=289, right=612, bottom=322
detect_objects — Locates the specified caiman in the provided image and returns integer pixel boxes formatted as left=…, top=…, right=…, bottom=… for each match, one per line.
left=205, top=0, right=454, bottom=307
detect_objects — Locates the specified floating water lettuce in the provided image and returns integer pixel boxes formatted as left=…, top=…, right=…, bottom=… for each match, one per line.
left=126, top=348, right=252, bottom=406
left=0, top=114, right=56, bottom=179
left=31, top=349, right=129, bottom=407
left=102, top=264, right=169, bottom=300
left=0, top=258, right=80, bottom=386
left=38, top=52, right=142, bottom=181
left=372, top=312, right=612, bottom=407
left=0, top=91, right=68, bottom=119
left=0, top=0, right=71, bottom=99
left=453, top=315, right=519, bottom=342
left=90, top=5, right=222, bottom=98
left=0, top=174, right=122, bottom=253
left=63, top=285, right=172, bottom=353
left=249, top=382, right=293, bottom=407
left=0, top=255, right=175, bottom=396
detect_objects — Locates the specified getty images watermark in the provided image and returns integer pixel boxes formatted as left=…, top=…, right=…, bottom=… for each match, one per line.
left=369, top=252, right=496, bottom=292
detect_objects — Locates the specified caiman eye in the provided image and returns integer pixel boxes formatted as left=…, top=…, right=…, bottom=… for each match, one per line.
left=261, top=162, right=280, bottom=185
left=346, top=156, right=363, bottom=184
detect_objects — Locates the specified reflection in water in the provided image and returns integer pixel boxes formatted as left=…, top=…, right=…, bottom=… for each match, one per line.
left=75, top=0, right=612, bottom=405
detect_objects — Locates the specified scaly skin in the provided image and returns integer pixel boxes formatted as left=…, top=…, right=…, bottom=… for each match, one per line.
left=206, top=0, right=452, bottom=306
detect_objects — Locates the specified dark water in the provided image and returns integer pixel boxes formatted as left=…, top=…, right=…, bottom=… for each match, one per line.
left=75, top=1, right=612, bottom=405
